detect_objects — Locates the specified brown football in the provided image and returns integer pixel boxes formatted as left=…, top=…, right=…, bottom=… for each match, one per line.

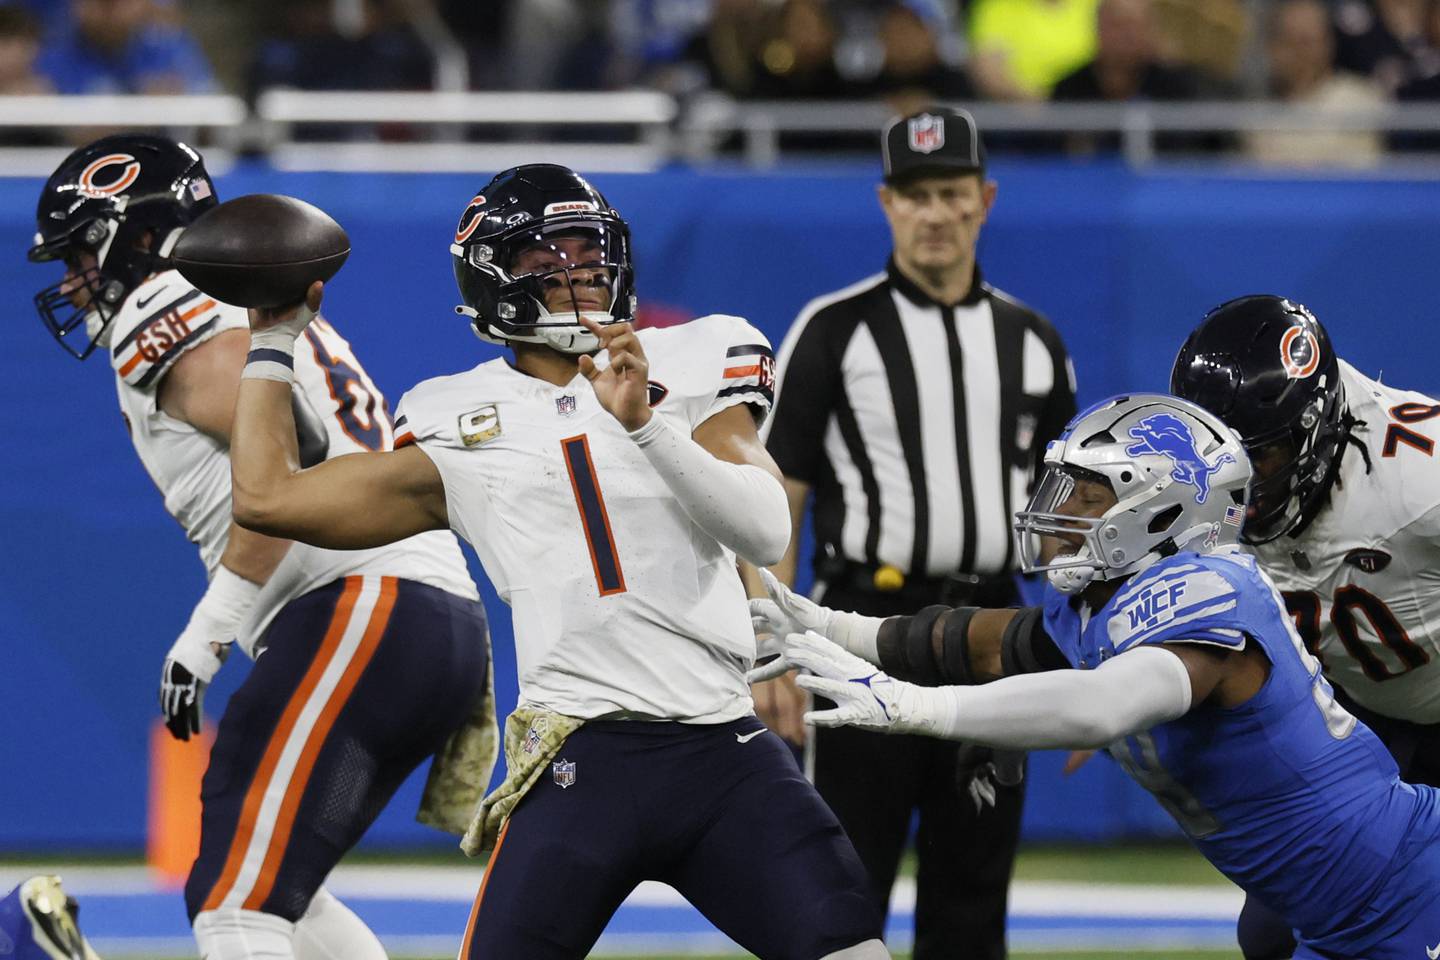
left=171, top=193, right=349, bottom=308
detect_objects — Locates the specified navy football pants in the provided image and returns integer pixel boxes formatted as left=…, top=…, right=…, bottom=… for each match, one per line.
left=185, top=575, right=490, bottom=921
left=459, top=717, right=880, bottom=959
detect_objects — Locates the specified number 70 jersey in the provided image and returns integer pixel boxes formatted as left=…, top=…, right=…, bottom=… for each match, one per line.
left=1251, top=360, right=1440, bottom=724
left=394, top=315, right=776, bottom=723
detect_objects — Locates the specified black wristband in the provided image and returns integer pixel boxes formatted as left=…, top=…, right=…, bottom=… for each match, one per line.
left=999, top=606, right=1067, bottom=676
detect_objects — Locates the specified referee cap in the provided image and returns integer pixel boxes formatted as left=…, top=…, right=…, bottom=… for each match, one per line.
left=882, top=106, right=986, bottom=183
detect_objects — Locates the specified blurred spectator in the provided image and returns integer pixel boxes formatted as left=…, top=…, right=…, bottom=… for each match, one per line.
left=1389, top=2, right=1440, bottom=149
left=842, top=1, right=975, bottom=108
left=968, top=0, right=1100, bottom=99
left=499, top=0, right=615, bottom=90
left=1333, top=0, right=1440, bottom=93
left=707, top=0, right=844, bottom=98
left=1244, top=0, right=1384, bottom=168
left=1051, top=0, right=1220, bottom=101
left=0, top=6, right=49, bottom=94
left=1050, top=0, right=1231, bottom=154
left=250, top=0, right=434, bottom=96
left=37, top=0, right=214, bottom=94
left=610, top=0, right=714, bottom=94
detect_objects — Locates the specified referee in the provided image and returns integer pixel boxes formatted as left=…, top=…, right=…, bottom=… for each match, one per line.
left=754, top=106, right=1076, bottom=958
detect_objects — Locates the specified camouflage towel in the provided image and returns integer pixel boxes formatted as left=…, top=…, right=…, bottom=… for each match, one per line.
left=416, top=653, right=499, bottom=837
left=459, top=704, right=584, bottom=856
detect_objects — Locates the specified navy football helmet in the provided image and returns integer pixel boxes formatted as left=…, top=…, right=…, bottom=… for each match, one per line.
left=450, top=164, right=635, bottom=355
left=28, top=134, right=218, bottom=359
left=1170, top=295, right=1349, bottom=544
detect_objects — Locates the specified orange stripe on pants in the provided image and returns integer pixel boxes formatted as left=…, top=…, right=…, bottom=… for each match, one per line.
left=242, top=577, right=397, bottom=911
left=459, top=818, right=512, bottom=959
left=200, top=578, right=363, bottom=913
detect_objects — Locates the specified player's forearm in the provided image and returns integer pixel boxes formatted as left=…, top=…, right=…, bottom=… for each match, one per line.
left=628, top=416, right=790, bottom=565
left=875, top=606, right=1062, bottom=686
left=218, top=521, right=292, bottom=586
left=894, top=646, right=1193, bottom=748
left=231, top=374, right=307, bottom=537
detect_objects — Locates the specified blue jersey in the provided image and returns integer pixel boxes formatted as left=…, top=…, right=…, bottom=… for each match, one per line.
left=1045, top=549, right=1440, bottom=956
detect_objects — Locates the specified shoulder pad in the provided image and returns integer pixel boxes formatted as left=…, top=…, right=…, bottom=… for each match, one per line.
left=693, top=313, right=775, bottom=414
left=109, top=283, right=239, bottom=390
left=1106, top=559, right=1247, bottom=655
left=394, top=364, right=495, bottom=450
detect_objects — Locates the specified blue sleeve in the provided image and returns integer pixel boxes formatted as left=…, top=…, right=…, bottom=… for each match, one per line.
left=1103, top=560, right=1250, bottom=655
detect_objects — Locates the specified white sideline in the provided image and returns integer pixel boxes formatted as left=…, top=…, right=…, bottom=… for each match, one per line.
left=0, top=862, right=1243, bottom=918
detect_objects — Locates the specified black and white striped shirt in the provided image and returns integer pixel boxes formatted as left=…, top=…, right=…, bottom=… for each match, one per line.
left=765, top=261, right=1076, bottom=578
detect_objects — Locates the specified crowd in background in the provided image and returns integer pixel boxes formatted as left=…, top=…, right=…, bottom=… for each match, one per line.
left=3, top=0, right=1440, bottom=162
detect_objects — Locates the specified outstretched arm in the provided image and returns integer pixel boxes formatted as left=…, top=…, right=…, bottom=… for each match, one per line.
left=785, top=632, right=1198, bottom=750
left=230, top=282, right=450, bottom=548
left=749, top=571, right=1068, bottom=684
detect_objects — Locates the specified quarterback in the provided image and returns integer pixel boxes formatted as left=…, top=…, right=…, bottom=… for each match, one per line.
left=228, top=164, right=887, bottom=959
left=1173, top=295, right=1440, bottom=959
left=29, top=135, right=493, bottom=960
left=754, top=394, right=1440, bottom=960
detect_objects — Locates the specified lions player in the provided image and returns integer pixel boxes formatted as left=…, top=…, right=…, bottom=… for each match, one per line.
left=29, top=135, right=493, bottom=960
left=227, top=164, right=887, bottom=959
left=753, top=394, right=1440, bottom=960
left=1172, top=295, right=1440, bottom=959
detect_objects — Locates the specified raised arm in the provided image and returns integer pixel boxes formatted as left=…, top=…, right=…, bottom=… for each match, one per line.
left=230, top=282, right=449, bottom=549
left=578, top=317, right=790, bottom=566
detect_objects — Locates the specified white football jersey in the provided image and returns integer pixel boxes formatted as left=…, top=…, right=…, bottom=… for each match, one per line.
left=108, top=270, right=477, bottom=652
left=1250, top=361, right=1440, bottom=723
left=394, top=315, right=776, bottom=722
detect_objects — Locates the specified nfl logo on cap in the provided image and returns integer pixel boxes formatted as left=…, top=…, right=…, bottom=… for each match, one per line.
left=908, top=114, right=945, bottom=154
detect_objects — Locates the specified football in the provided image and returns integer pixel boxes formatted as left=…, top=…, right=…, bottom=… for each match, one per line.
left=171, top=193, right=350, bottom=309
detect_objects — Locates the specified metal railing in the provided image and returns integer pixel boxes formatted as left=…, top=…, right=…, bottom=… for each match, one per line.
left=0, top=91, right=1438, bottom=174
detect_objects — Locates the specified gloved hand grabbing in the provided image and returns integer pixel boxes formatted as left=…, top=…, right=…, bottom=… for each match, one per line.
left=748, top=568, right=835, bottom=683
left=784, top=631, right=922, bottom=734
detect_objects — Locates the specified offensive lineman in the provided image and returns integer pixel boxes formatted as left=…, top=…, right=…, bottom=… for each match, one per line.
left=1172, top=295, right=1440, bottom=959
left=753, top=393, right=1440, bottom=959
left=227, top=164, right=888, bottom=959
left=28, top=135, right=493, bottom=960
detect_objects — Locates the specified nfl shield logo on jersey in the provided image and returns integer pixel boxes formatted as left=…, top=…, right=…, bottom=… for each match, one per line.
left=552, top=758, right=577, bottom=789
left=555, top=394, right=577, bottom=417
left=908, top=114, right=945, bottom=154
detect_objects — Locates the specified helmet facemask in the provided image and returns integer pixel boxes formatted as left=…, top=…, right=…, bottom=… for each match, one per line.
left=1014, top=395, right=1252, bottom=596
left=1239, top=379, right=1344, bottom=544
left=454, top=218, right=635, bottom=355
left=30, top=216, right=128, bottom=360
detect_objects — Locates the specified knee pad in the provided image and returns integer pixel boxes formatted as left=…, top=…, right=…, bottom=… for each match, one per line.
left=293, top=887, right=387, bottom=960
left=194, top=907, right=295, bottom=960
left=820, top=938, right=892, bottom=960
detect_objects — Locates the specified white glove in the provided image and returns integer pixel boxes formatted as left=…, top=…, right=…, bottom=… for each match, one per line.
left=748, top=568, right=834, bottom=682
left=786, top=631, right=929, bottom=735
left=748, top=568, right=886, bottom=683
left=159, top=566, right=258, bottom=741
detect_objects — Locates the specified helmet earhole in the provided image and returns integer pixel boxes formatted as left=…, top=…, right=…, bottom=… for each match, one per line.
left=1119, top=470, right=1133, bottom=483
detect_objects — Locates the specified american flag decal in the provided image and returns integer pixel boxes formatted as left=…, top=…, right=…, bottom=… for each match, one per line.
left=1223, top=506, right=1244, bottom=527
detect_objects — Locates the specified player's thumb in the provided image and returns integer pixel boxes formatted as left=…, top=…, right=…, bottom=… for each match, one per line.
left=577, top=354, right=599, bottom=380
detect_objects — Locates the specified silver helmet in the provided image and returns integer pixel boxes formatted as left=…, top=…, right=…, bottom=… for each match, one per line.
left=1014, top=393, right=1252, bottom=595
